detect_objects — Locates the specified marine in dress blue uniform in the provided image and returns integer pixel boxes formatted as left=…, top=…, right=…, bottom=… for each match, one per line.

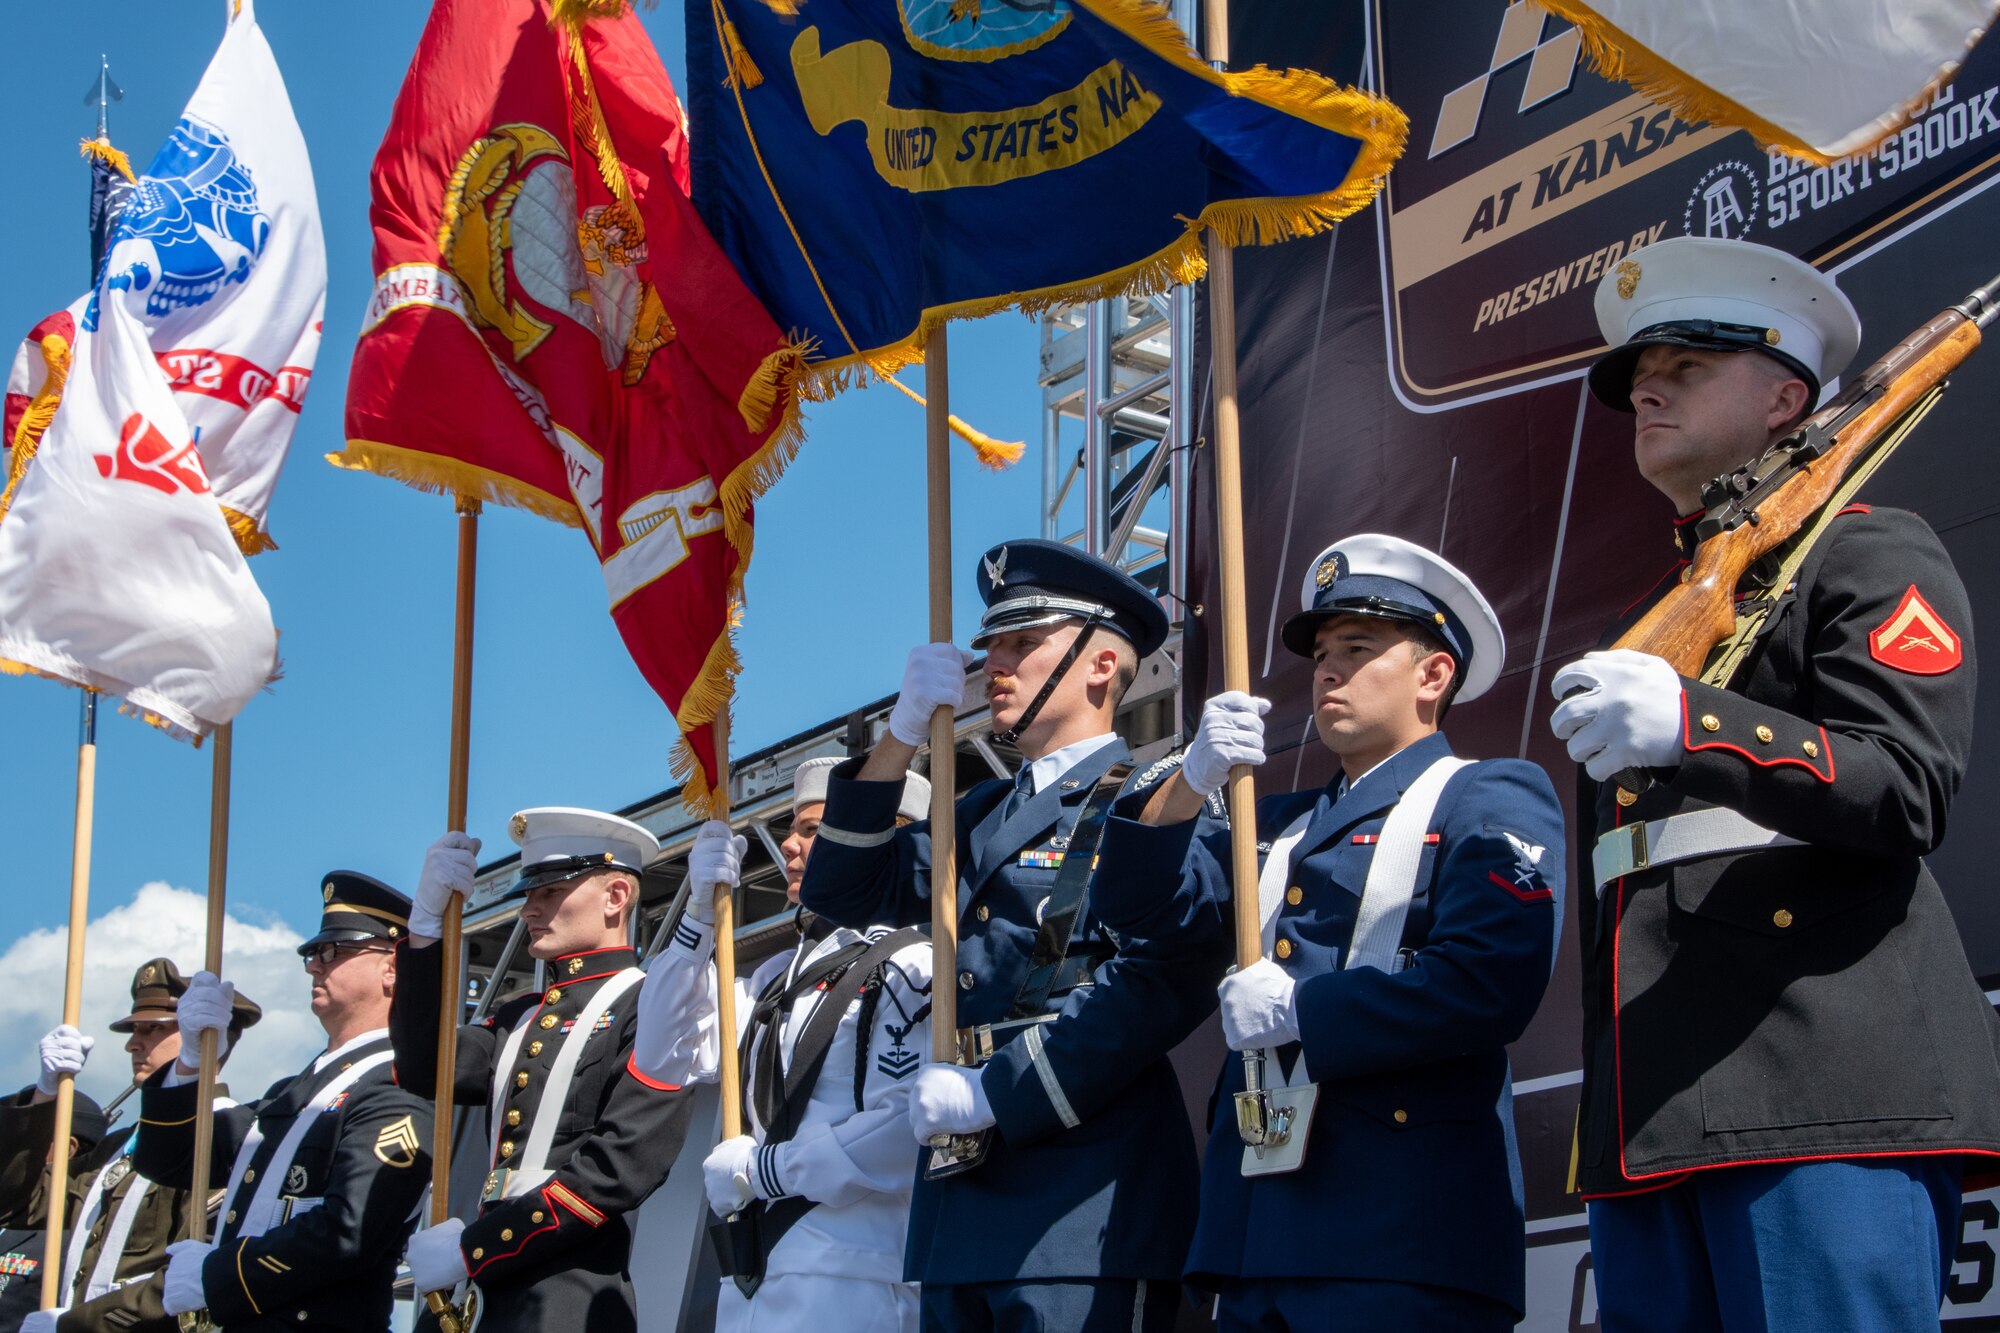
left=1108, top=535, right=1565, bottom=1331
left=799, top=539, right=1224, bottom=1333
left=1552, top=237, right=2000, bottom=1333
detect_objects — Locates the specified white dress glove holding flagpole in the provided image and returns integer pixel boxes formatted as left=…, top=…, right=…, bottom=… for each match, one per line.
left=411, top=831, right=482, bottom=940
left=173, top=973, right=235, bottom=1074
left=1218, top=959, right=1301, bottom=1051
left=701, top=1134, right=762, bottom=1216
left=36, top=1024, right=94, bottom=1096
left=1549, top=649, right=1686, bottom=781
left=161, top=1240, right=213, bottom=1316
left=686, top=821, right=746, bottom=925
left=887, top=644, right=976, bottom=747
left=909, top=1064, right=996, bottom=1142
left=1181, top=692, right=1271, bottom=797
left=405, top=1218, right=470, bottom=1295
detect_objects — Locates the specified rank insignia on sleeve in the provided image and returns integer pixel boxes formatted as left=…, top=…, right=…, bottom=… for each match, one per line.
left=1869, top=585, right=1962, bottom=674
left=374, top=1114, right=422, bottom=1166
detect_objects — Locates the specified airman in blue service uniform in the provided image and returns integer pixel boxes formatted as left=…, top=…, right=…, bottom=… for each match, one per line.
left=800, top=538, right=1224, bottom=1333
left=1111, top=534, right=1565, bottom=1331
left=1551, top=236, right=2000, bottom=1332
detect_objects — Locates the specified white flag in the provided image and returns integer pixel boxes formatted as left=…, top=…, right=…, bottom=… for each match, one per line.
left=100, top=0, right=325, bottom=552
left=0, top=293, right=276, bottom=738
left=1537, top=0, right=2000, bottom=162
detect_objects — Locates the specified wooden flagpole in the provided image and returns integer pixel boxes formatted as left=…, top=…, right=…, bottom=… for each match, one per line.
left=39, top=695, right=98, bottom=1310
left=924, top=329, right=960, bottom=1063
left=1200, top=2, right=1271, bottom=1101
left=184, top=722, right=233, bottom=1245
left=711, top=714, right=742, bottom=1141
left=430, top=501, right=478, bottom=1230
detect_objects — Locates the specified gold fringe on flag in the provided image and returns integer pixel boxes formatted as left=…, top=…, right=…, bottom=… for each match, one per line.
left=878, top=373, right=1024, bottom=469
left=326, top=441, right=586, bottom=529
left=222, top=505, right=278, bottom=556
left=0, top=333, right=73, bottom=526
left=721, top=18, right=766, bottom=90
left=79, top=136, right=137, bottom=184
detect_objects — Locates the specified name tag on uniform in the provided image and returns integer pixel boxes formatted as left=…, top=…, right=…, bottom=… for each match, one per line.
left=1018, top=850, right=1064, bottom=870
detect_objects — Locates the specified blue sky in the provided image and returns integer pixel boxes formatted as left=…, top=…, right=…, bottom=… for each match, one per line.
left=0, top=0, right=1053, bottom=1087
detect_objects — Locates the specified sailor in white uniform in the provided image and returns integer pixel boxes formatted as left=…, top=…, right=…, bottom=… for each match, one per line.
left=634, top=760, right=934, bottom=1333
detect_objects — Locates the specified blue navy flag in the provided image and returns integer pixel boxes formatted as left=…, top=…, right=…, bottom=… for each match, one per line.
left=83, top=138, right=135, bottom=282
left=686, top=0, right=1407, bottom=386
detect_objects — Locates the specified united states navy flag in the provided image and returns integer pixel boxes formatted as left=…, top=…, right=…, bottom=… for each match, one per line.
left=688, top=0, right=1407, bottom=386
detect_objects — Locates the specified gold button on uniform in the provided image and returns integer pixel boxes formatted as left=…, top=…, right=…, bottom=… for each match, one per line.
left=527, top=1041, right=543, bottom=1057
left=959, top=971, right=975, bottom=990
left=226, top=1209, right=237, bottom=1224
left=1803, top=740, right=1820, bottom=759
left=1285, top=886, right=1303, bottom=906
left=516, top=1071, right=531, bottom=1089
left=500, top=1140, right=516, bottom=1159
left=1275, top=939, right=1294, bottom=959
left=245, top=1168, right=256, bottom=1182
left=546, top=988, right=564, bottom=1004
left=472, top=1248, right=484, bottom=1261
left=1700, top=715, right=1721, bottom=732
left=975, top=905, right=990, bottom=922
left=500, top=1229, right=513, bottom=1241
left=1616, top=787, right=1638, bottom=807
left=1755, top=725, right=1774, bottom=744
left=1773, top=909, right=1794, bottom=928
left=1393, top=1109, right=1408, bottom=1124
left=506, top=1109, right=522, bottom=1127
left=531, top=1210, right=545, bottom=1223
left=539, top=1014, right=559, bottom=1030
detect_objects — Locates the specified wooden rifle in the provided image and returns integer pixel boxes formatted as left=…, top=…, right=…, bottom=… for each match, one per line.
left=1603, top=271, right=2000, bottom=792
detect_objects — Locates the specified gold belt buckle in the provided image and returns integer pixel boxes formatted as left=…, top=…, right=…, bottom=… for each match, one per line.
left=1626, top=820, right=1650, bottom=873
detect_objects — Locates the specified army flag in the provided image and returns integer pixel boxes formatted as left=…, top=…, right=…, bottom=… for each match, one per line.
left=338, top=0, right=799, bottom=812
left=0, top=292, right=277, bottom=738
left=684, top=0, right=1407, bottom=387
left=1534, top=0, right=2000, bottom=163
left=93, top=0, right=326, bottom=554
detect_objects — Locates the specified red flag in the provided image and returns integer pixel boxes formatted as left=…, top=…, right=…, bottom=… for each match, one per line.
left=339, top=0, right=801, bottom=811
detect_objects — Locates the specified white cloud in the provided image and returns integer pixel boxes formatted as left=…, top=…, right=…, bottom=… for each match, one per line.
left=0, top=882, right=325, bottom=1110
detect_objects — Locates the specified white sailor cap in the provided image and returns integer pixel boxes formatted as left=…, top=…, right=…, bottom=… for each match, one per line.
left=792, top=757, right=930, bottom=822
left=1590, top=235, right=1861, bottom=411
left=1281, top=534, right=1506, bottom=703
left=505, top=806, right=659, bottom=900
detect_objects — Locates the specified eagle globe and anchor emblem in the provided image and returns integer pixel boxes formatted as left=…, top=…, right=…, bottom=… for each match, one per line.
left=86, top=114, right=271, bottom=332
left=899, top=0, right=1069, bottom=60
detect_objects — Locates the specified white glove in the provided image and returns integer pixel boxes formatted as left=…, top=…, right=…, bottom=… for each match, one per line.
left=1218, top=958, right=1301, bottom=1051
left=1549, top=649, right=1686, bottom=782
left=1182, top=692, right=1271, bottom=797
left=686, top=821, right=746, bottom=925
left=36, top=1024, right=94, bottom=1096
left=173, top=973, right=235, bottom=1073
left=701, top=1134, right=762, bottom=1216
left=405, top=1217, right=470, bottom=1295
left=20, top=1306, right=64, bottom=1333
left=161, top=1239, right=212, bottom=1316
left=909, top=1063, right=996, bottom=1143
left=411, top=831, right=482, bottom=939
left=887, top=644, right=976, bottom=747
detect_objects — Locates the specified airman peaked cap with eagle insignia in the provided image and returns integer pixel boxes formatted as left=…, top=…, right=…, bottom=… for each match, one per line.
left=503, top=806, right=660, bottom=901
left=970, top=538, right=1169, bottom=657
left=110, top=956, right=263, bottom=1033
left=1282, top=533, right=1506, bottom=703
left=296, top=872, right=412, bottom=955
left=1589, top=235, right=1861, bottom=412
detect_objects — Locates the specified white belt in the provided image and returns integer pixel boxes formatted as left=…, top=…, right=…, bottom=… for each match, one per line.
left=1593, top=808, right=1804, bottom=895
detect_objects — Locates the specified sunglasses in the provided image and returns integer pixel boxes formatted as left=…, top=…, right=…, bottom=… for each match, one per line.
left=302, top=941, right=395, bottom=970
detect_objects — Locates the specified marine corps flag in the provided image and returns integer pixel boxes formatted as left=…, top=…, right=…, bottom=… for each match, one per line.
left=1534, top=0, right=2000, bottom=163
left=338, top=0, right=798, bottom=811
left=686, top=0, right=1407, bottom=386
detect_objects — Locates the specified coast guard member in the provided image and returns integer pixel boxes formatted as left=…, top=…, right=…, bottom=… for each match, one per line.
left=0, top=1094, right=108, bottom=1333
left=801, top=539, right=1222, bottom=1333
left=1130, top=535, right=1564, bottom=1330
left=141, top=875, right=434, bottom=1331
left=1551, top=235, right=2000, bottom=1330
left=397, top=808, right=695, bottom=1333
left=2, top=960, right=262, bottom=1333
left=635, top=761, right=934, bottom=1332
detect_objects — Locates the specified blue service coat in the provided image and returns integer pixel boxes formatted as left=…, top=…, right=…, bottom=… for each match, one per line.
left=800, top=739, right=1224, bottom=1286
left=1110, top=733, right=1564, bottom=1316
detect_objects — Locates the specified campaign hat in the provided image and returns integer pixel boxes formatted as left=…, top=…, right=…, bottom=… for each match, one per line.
left=109, top=957, right=263, bottom=1034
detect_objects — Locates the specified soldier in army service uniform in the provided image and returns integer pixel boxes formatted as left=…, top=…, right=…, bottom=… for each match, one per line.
left=801, top=539, right=1225, bottom=1333
left=141, top=875, right=433, bottom=1332
left=0, top=1094, right=108, bottom=1333
left=1551, top=235, right=2000, bottom=1330
left=397, top=808, right=695, bottom=1333
left=2, top=959, right=261, bottom=1333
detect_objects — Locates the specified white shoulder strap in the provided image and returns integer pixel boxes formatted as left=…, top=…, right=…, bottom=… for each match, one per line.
left=232, top=1051, right=393, bottom=1240
left=1255, top=809, right=1314, bottom=957
left=80, top=1168, right=154, bottom=1302
left=1345, top=757, right=1472, bottom=974
left=517, top=969, right=646, bottom=1176
left=58, top=1154, right=120, bottom=1305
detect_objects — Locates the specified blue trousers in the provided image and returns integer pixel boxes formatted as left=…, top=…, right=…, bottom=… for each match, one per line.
left=1588, top=1157, right=1961, bottom=1333
left=1213, top=1276, right=1516, bottom=1331
left=920, top=1279, right=1180, bottom=1332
